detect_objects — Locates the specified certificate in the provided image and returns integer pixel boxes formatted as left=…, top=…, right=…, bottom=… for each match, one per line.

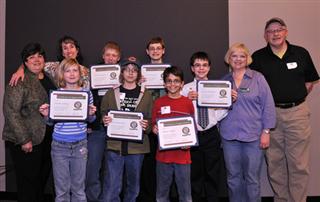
left=90, top=64, right=121, bottom=89
left=107, top=110, right=143, bottom=141
left=141, top=64, right=171, bottom=89
left=197, top=80, right=232, bottom=107
left=157, top=116, right=198, bottom=150
left=49, top=90, right=89, bottom=121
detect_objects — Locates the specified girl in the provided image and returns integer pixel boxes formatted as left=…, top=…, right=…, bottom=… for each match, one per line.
left=39, top=58, right=96, bottom=202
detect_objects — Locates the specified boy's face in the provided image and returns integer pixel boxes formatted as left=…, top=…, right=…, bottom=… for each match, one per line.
left=164, top=73, right=184, bottom=96
left=122, top=64, right=139, bottom=84
left=146, top=43, right=165, bottom=62
left=103, top=48, right=120, bottom=64
left=191, top=59, right=210, bottom=80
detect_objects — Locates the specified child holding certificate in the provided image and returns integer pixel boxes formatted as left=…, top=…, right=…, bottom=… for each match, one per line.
left=100, top=57, right=153, bottom=202
left=39, top=58, right=96, bottom=202
left=152, top=66, right=194, bottom=202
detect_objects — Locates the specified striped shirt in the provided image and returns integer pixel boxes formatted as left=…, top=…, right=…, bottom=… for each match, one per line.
left=53, top=89, right=95, bottom=142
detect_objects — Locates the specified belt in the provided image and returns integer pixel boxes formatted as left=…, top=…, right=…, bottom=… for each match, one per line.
left=275, top=99, right=305, bottom=109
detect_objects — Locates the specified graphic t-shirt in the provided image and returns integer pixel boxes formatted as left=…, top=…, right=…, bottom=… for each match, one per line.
left=120, top=85, right=141, bottom=112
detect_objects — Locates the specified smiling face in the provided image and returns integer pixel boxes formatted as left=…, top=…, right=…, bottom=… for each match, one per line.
left=191, top=59, right=210, bottom=80
left=264, top=22, right=288, bottom=49
left=25, top=52, right=45, bottom=75
left=229, top=49, right=248, bottom=71
left=146, top=43, right=165, bottom=63
left=63, top=64, right=81, bottom=86
left=122, top=64, right=139, bottom=84
left=164, top=73, right=184, bottom=97
left=62, top=42, right=79, bottom=59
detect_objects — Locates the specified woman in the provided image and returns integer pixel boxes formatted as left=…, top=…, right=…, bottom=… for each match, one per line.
left=219, top=43, right=276, bottom=202
left=3, top=43, right=56, bottom=202
left=9, top=35, right=89, bottom=89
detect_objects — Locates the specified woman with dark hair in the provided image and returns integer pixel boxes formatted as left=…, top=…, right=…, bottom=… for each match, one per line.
left=9, top=35, right=89, bottom=89
left=2, top=42, right=56, bottom=202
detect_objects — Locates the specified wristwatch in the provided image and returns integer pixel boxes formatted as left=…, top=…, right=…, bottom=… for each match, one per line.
left=263, top=129, right=270, bottom=134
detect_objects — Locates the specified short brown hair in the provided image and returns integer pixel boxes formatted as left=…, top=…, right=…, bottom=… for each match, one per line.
left=102, top=41, right=121, bottom=57
left=56, top=58, right=83, bottom=88
left=146, top=37, right=165, bottom=49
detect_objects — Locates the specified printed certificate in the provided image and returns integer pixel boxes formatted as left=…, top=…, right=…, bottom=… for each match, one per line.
left=197, top=80, right=232, bottom=107
left=90, top=64, right=121, bottom=89
left=107, top=110, right=143, bottom=141
left=49, top=90, right=89, bottom=121
left=141, top=64, right=171, bottom=89
left=157, top=116, right=198, bottom=150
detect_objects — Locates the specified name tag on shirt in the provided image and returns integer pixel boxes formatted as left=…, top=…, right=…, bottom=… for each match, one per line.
left=286, top=62, right=297, bottom=70
left=239, top=87, right=250, bottom=93
left=119, top=93, right=126, bottom=100
left=161, top=106, right=171, bottom=114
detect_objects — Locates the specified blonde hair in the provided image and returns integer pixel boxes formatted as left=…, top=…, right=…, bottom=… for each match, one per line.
left=224, top=43, right=253, bottom=66
left=56, top=58, right=83, bottom=88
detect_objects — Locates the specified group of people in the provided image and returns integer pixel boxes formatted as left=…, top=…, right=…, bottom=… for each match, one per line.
left=2, top=17, right=319, bottom=202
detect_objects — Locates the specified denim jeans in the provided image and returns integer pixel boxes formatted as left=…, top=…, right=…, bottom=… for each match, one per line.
left=156, top=161, right=192, bottom=202
left=102, top=151, right=144, bottom=202
left=51, top=139, right=88, bottom=202
left=86, top=128, right=106, bottom=202
left=222, top=138, right=263, bottom=202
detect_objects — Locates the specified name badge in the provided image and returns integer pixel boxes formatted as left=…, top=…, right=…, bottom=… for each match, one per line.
left=161, top=106, right=171, bottom=114
left=239, top=87, right=250, bottom=93
left=286, top=62, right=297, bottom=69
left=119, top=93, right=126, bottom=100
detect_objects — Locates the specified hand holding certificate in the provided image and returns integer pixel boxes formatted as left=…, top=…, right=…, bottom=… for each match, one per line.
left=49, top=90, right=89, bottom=121
left=197, top=80, right=232, bottom=108
left=141, top=64, right=171, bottom=89
left=90, top=64, right=121, bottom=89
left=106, top=110, right=144, bottom=141
left=157, top=116, right=198, bottom=150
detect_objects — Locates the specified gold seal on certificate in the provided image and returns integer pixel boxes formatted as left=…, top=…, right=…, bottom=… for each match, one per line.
left=49, top=90, right=89, bottom=121
left=90, top=64, right=121, bottom=89
left=107, top=110, right=144, bottom=141
left=141, top=64, right=171, bottom=89
left=157, top=116, right=198, bottom=150
left=197, top=80, right=232, bottom=107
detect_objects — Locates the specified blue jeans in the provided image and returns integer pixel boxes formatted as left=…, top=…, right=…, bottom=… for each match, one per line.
left=86, top=128, right=106, bottom=202
left=222, top=138, right=263, bottom=202
left=156, top=161, right=192, bottom=202
left=51, top=139, right=87, bottom=202
left=102, top=151, right=144, bottom=202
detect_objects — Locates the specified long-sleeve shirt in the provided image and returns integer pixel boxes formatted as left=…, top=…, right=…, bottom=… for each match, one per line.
left=181, top=79, right=228, bottom=131
left=152, top=95, right=194, bottom=164
left=52, top=88, right=95, bottom=142
left=219, top=68, right=276, bottom=142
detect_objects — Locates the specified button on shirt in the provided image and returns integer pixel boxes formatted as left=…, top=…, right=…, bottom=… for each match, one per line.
left=219, top=68, right=276, bottom=142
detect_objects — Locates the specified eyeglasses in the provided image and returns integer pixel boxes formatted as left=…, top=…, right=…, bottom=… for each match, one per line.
left=266, top=28, right=286, bottom=34
left=165, top=79, right=182, bottom=84
left=193, top=63, right=209, bottom=68
left=148, top=47, right=163, bottom=51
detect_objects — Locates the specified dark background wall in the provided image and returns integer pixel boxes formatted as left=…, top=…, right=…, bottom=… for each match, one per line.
left=5, top=0, right=229, bottom=192
left=5, top=0, right=229, bottom=83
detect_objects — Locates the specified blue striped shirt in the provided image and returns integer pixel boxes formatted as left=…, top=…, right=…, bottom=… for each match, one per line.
left=53, top=89, right=95, bottom=142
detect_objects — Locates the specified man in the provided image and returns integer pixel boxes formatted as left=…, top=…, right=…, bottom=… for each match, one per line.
left=181, top=52, right=228, bottom=202
left=250, top=17, right=319, bottom=202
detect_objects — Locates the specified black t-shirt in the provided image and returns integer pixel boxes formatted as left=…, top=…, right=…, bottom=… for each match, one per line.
left=250, top=42, right=319, bottom=103
left=119, top=85, right=141, bottom=155
left=120, top=85, right=141, bottom=112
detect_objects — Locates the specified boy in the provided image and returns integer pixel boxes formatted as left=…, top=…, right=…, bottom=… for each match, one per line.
left=86, top=41, right=121, bottom=202
left=146, top=36, right=166, bottom=64
left=181, top=52, right=228, bottom=202
left=152, top=66, right=194, bottom=202
left=101, top=57, right=153, bottom=202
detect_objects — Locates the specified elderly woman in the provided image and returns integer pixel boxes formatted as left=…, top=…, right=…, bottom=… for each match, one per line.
left=2, top=43, right=56, bottom=202
left=219, top=43, right=276, bottom=202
